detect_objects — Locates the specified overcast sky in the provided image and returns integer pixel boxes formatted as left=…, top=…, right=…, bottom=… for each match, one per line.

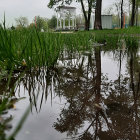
left=0, top=0, right=116, bottom=27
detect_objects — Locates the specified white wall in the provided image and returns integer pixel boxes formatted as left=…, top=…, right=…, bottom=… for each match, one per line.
left=90, top=15, right=112, bottom=29
left=102, top=15, right=112, bottom=29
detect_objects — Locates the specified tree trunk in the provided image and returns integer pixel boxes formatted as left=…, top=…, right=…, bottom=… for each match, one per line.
left=131, top=0, right=136, bottom=26
left=121, top=0, right=124, bottom=28
left=94, top=0, right=102, bottom=30
left=85, top=20, right=90, bottom=31
left=80, top=0, right=88, bottom=30
left=85, top=22, right=88, bottom=31
left=80, top=0, right=92, bottom=31
left=95, top=48, right=101, bottom=96
left=129, top=2, right=131, bottom=26
left=87, top=0, right=92, bottom=31
left=135, top=2, right=139, bottom=26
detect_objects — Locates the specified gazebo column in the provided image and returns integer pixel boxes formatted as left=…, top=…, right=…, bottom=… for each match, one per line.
left=75, top=18, right=76, bottom=28
left=72, top=18, right=74, bottom=29
left=57, top=18, right=59, bottom=29
left=63, top=19, right=65, bottom=29
left=60, top=19, right=62, bottom=29
left=68, top=18, right=70, bottom=29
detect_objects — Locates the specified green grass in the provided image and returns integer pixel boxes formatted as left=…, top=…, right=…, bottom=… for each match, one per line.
left=0, top=69, right=15, bottom=140
left=89, top=26, right=140, bottom=35
left=0, top=26, right=61, bottom=70
left=0, top=25, right=139, bottom=72
left=0, top=26, right=93, bottom=71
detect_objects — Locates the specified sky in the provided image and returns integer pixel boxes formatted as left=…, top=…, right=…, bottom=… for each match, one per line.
left=0, top=0, right=116, bottom=27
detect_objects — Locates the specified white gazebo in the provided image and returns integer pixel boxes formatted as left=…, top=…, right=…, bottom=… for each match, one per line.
left=56, top=6, right=76, bottom=30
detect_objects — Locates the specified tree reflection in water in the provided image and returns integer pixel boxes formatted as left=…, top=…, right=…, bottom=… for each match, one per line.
left=52, top=48, right=140, bottom=140
left=3, top=47, right=139, bottom=140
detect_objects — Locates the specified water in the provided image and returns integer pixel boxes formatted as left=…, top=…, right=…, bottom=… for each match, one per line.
left=3, top=47, right=140, bottom=140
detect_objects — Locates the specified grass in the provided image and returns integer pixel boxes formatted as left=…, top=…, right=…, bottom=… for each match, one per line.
left=0, top=26, right=94, bottom=71
left=0, top=25, right=139, bottom=72
left=0, top=69, right=14, bottom=140
left=89, top=26, right=140, bottom=35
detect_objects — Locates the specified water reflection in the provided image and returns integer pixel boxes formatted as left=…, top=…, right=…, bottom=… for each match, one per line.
left=2, top=46, right=140, bottom=140
left=53, top=48, right=140, bottom=139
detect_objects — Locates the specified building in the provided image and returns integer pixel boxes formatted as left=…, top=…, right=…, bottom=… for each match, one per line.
left=90, top=15, right=113, bottom=29
left=56, top=6, right=112, bottom=30
left=56, top=6, right=76, bottom=30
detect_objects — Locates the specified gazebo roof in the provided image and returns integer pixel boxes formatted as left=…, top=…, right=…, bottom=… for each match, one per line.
left=57, top=6, right=76, bottom=10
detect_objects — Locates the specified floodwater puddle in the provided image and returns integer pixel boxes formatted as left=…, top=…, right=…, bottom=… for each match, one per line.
left=2, top=47, right=140, bottom=140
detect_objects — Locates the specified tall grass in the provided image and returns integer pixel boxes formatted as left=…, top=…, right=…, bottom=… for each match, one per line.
left=0, top=27, right=95, bottom=72
left=0, top=68, right=15, bottom=140
left=0, top=26, right=62, bottom=71
left=0, top=25, right=139, bottom=72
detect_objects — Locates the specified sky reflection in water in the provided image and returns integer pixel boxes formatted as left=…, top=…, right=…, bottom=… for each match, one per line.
left=6, top=47, right=140, bottom=140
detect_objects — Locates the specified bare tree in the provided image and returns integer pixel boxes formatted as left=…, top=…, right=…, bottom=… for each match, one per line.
left=114, top=1, right=121, bottom=27
left=15, top=16, right=29, bottom=27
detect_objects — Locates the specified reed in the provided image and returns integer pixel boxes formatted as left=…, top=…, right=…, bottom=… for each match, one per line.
left=0, top=28, right=93, bottom=72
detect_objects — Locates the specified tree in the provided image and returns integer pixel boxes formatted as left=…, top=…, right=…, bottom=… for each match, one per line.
left=15, top=16, right=29, bottom=27
left=135, top=0, right=140, bottom=26
left=131, top=0, right=136, bottom=26
left=34, top=16, right=48, bottom=31
left=121, top=0, right=124, bottom=28
left=11, top=25, right=15, bottom=30
left=27, top=23, right=36, bottom=30
left=51, top=47, right=140, bottom=139
left=128, top=0, right=140, bottom=26
left=48, top=0, right=96, bottom=31
left=48, top=16, right=57, bottom=29
left=94, top=0, right=102, bottom=30
left=79, top=0, right=95, bottom=30
left=107, top=0, right=129, bottom=28
left=114, top=1, right=121, bottom=28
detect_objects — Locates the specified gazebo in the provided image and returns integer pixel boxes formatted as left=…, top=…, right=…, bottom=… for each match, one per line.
left=56, top=6, right=76, bottom=30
